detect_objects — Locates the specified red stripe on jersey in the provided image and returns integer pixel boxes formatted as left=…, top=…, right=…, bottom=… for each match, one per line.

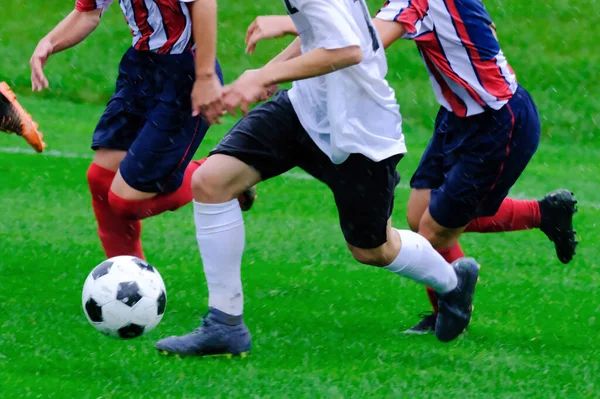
left=421, top=34, right=486, bottom=108
left=132, top=0, right=154, bottom=51
left=444, top=0, right=513, bottom=100
left=155, top=0, right=186, bottom=54
left=396, top=0, right=428, bottom=34
left=420, top=44, right=467, bottom=117
left=75, top=0, right=98, bottom=12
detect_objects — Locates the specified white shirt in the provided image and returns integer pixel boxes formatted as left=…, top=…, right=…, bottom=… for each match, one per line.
left=285, top=0, right=406, bottom=164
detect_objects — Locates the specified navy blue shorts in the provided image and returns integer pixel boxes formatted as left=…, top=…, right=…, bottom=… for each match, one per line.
left=211, top=90, right=402, bottom=249
left=92, top=48, right=223, bottom=193
left=411, top=85, right=541, bottom=228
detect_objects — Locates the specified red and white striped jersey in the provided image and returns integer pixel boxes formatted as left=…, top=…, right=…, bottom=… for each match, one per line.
left=376, top=0, right=518, bottom=117
left=75, top=0, right=195, bottom=54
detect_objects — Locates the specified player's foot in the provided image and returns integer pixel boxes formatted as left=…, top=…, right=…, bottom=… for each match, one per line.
left=0, top=82, right=45, bottom=152
left=403, top=312, right=437, bottom=335
left=435, top=258, right=480, bottom=343
left=539, top=189, right=578, bottom=264
left=238, top=186, right=257, bottom=212
left=155, top=308, right=251, bottom=358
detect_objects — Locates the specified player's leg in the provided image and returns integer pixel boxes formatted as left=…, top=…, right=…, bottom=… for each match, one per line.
left=302, top=149, right=478, bottom=343
left=86, top=80, right=147, bottom=259
left=105, top=56, right=253, bottom=222
left=413, top=86, right=543, bottom=335
left=464, top=191, right=578, bottom=263
left=156, top=91, right=300, bottom=357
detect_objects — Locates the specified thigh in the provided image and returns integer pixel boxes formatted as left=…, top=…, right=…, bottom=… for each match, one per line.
left=325, top=153, right=403, bottom=249
left=93, top=149, right=127, bottom=172
left=406, top=188, right=431, bottom=232
left=210, top=90, right=302, bottom=181
left=409, top=107, right=449, bottom=190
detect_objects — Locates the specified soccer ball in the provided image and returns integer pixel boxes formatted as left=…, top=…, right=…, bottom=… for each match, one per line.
left=82, top=256, right=167, bottom=339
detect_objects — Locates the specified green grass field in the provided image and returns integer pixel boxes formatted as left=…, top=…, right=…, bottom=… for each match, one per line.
left=1, top=1, right=599, bottom=398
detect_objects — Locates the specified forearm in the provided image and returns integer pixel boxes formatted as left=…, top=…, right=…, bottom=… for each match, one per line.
left=266, top=37, right=302, bottom=66
left=259, top=45, right=362, bottom=86
left=188, top=0, right=217, bottom=79
left=42, top=10, right=101, bottom=54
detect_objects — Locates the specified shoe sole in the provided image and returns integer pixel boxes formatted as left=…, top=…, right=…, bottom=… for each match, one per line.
left=158, top=349, right=250, bottom=359
left=0, top=82, right=45, bottom=152
left=402, top=329, right=434, bottom=335
left=541, top=190, right=578, bottom=264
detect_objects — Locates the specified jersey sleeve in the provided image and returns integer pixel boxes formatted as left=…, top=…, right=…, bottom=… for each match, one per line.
left=295, top=0, right=361, bottom=50
left=75, top=0, right=113, bottom=12
left=375, top=0, right=429, bottom=39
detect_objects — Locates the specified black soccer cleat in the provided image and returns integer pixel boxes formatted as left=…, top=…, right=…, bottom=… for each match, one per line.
left=435, top=258, right=480, bottom=343
left=238, top=186, right=257, bottom=212
left=403, top=312, right=437, bottom=335
left=156, top=308, right=251, bottom=358
left=539, top=189, right=578, bottom=264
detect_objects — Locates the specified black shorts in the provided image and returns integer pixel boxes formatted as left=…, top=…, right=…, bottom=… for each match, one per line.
left=211, top=90, right=402, bottom=249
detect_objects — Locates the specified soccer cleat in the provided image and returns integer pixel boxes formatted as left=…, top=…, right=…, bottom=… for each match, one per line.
left=435, top=258, right=480, bottom=343
left=155, top=308, right=251, bottom=357
left=539, top=189, right=578, bottom=264
left=238, top=186, right=257, bottom=212
left=403, top=312, right=437, bottom=335
left=0, top=82, right=45, bottom=152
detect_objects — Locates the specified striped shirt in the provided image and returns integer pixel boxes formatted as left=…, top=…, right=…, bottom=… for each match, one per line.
left=376, top=0, right=518, bottom=117
left=75, top=0, right=195, bottom=54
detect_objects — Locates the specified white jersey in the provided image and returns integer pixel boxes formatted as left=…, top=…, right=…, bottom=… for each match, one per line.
left=284, top=0, right=406, bottom=164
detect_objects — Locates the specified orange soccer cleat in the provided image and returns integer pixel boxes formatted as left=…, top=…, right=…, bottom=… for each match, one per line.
left=0, top=82, right=46, bottom=152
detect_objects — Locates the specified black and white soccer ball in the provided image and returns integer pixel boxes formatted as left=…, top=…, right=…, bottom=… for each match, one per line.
left=82, top=256, right=167, bottom=339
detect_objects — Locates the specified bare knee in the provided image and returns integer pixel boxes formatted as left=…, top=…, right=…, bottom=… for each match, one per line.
left=406, top=211, right=421, bottom=233
left=349, top=245, right=398, bottom=267
left=418, top=210, right=464, bottom=249
left=407, top=189, right=431, bottom=232
left=191, top=155, right=259, bottom=204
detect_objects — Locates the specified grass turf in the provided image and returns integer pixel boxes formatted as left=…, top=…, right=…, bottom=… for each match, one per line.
left=1, top=0, right=599, bottom=398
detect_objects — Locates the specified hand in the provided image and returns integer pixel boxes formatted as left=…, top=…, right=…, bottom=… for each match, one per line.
left=30, top=38, right=53, bottom=92
left=191, top=75, right=224, bottom=125
left=223, top=70, right=268, bottom=117
left=245, top=16, right=295, bottom=54
left=260, top=84, right=279, bottom=101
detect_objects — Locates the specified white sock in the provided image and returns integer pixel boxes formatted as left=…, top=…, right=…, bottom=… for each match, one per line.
left=384, top=229, right=458, bottom=293
left=194, top=199, right=245, bottom=316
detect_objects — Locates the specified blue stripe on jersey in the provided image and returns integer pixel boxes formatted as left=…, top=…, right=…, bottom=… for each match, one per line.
left=450, top=0, right=499, bottom=61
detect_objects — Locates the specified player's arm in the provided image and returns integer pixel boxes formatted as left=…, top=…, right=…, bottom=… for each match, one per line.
left=245, top=14, right=406, bottom=54
left=226, top=1, right=364, bottom=116
left=223, top=42, right=362, bottom=116
left=372, top=18, right=407, bottom=49
left=30, top=7, right=103, bottom=91
left=245, top=16, right=299, bottom=54
left=185, top=0, right=223, bottom=124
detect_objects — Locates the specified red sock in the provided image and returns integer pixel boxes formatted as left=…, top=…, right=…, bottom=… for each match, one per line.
left=87, top=163, right=144, bottom=259
left=425, top=242, right=466, bottom=313
left=108, top=159, right=206, bottom=221
left=465, top=198, right=541, bottom=233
